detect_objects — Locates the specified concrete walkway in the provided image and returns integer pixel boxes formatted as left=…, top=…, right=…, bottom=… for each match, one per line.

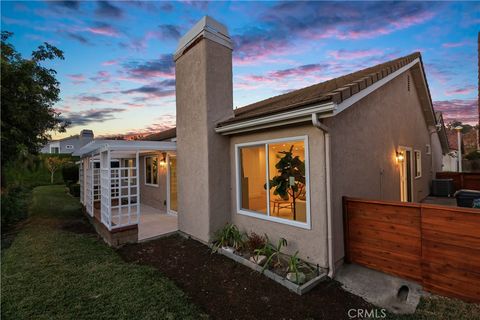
left=138, top=204, right=178, bottom=241
left=335, top=264, right=425, bottom=314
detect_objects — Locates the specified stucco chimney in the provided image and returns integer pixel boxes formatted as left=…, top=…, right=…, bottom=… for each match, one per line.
left=174, top=16, right=233, bottom=242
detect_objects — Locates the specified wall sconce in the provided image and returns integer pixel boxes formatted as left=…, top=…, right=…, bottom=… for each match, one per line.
left=396, top=151, right=404, bottom=163
left=160, top=152, right=167, bottom=167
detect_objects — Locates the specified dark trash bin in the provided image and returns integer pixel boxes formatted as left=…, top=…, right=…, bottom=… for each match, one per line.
left=454, top=189, right=480, bottom=208
left=431, top=179, right=455, bottom=197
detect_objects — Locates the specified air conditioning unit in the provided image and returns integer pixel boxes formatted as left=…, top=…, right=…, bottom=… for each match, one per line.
left=431, top=179, right=454, bottom=197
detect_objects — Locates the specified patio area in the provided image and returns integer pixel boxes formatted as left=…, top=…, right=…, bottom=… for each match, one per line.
left=138, top=204, right=178, bottom=241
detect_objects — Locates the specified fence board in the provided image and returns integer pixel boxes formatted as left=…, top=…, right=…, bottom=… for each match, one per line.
left=344, top=197, right=480, bottom=303
left=436, top=172, right=480, bottom=191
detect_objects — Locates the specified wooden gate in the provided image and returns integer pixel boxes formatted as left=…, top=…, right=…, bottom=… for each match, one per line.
left=343, top=197, right=480, bottom=302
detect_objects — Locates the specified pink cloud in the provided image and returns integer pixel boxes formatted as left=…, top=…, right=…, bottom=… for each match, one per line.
left=445, top=86, right=476, bottom=96
left=67, top=74, right=86, bottom=84
left=85, top=24, right=120, bottom=37
left=442, top=40, right=470, bottom=48
left=328, top=49, right=384, bottom=60
left=102, top=59, right=118, bottom=66
left=433, top=99, right=479, bottom=125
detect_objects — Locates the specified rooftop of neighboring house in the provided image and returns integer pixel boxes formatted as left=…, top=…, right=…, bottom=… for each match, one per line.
left=143, top=127, right=176, bottom=141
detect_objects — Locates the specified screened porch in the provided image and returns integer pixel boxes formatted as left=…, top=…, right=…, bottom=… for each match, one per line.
left=75, top=140, right=177, bottom=242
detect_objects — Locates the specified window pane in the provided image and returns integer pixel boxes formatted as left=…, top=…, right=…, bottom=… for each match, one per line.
left=268, top=141, right=307, bottom=222
left=169, top=157, right=178, bottom=212
left=152, top=157, right=158, bottom=184
left=146, top=157, right=152, bottom=184
left=240, top=146, right=267, bottom=214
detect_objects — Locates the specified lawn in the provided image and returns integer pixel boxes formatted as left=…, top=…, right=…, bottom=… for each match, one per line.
left=1, top=185, right=206, bottom=320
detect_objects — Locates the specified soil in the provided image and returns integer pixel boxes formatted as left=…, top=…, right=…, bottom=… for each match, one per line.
left=118, top=234, right=374, bottom=320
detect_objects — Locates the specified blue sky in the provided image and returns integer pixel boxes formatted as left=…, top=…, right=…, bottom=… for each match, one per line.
left=2, top=1, right=479, bottom=139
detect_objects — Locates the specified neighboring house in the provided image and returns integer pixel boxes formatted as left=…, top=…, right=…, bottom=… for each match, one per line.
left=74, top=17, right=449, bottom=276
left=41, top=129, right=94, bottom=154
left=443, top=129, right=462, bottom=172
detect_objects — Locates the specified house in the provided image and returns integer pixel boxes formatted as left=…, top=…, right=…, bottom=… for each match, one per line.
left=74, top=16, right=449, bottom=277
left=41, top=129, right=94, bottom=154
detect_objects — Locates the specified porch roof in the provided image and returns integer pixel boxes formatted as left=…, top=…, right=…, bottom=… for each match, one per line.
left=73, top=139, right=176, bottom=158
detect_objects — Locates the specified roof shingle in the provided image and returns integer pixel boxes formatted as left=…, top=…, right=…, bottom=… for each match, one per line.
left=218, top=52, right=421, bottom=127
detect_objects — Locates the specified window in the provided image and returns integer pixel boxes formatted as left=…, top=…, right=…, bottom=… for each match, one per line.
left=414, top=150, right=421, bottom=178
left=50, top=147, right=59, bottom=154
left=145, top=156, right=158, bottom=186
left=66, top=145, right=74, bottom=149
left=236, top=136, right=310, bottom=229
left=425, top=144, right=431, bottom=155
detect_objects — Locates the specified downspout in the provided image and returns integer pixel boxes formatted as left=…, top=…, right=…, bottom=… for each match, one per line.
left=311, top=113, right=334, bottom=278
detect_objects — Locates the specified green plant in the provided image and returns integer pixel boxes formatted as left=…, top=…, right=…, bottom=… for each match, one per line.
left=254, top=236, right=288, bottom=271
left=287, top=251, right=301, bottom=283
left=62, top=163, right=79, bottom=185
left=44, top=156, right=70, bottom=184
left=265, top=145, right=305, bottom=220
left=212, top=223, right=245, bottom=252
left=245, top=232, right=267, bottom=253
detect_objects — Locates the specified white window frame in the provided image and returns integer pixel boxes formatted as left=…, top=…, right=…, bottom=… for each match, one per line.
left=144, top=156, right=159, bottom=187
left=235, top=135, right=311, bottom=230
left=66, top=145, right=74, bottom=149
left=414, top=150, right=422, bottom=179
left=50, top=145, right=60, bottom=154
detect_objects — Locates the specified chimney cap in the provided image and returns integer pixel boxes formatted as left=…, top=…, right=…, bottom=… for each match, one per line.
left=174, top=16, right=232, bottom=60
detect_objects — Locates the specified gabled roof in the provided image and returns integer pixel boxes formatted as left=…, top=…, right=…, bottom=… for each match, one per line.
left=143, top=128, right=177, bottom=141
left=217, top=52, right=421, bottom=127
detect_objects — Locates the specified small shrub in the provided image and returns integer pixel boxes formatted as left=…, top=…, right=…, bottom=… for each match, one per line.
left=62, top=164, right=79, bottom=185
left=254, top=236, right=288, bottom=271
left=1, top=187, right=30, bottom=231
left=212, top=223, right=245, bottom=252
left=245, top=232, right=267, bottom=253
left=69, top=184, right=80, bottom=197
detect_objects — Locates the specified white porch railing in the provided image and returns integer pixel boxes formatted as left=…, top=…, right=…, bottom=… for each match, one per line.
left=86, top=160, right=94, bottom=216
left=100, top=150, right=140, bottom=230
left=79, top=162, right=84, bottom=205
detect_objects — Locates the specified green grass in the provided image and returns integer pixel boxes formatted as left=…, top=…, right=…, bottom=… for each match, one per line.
left=389, top=296, right=480, bottom=320
left=1, top=185, right=206, bottom=320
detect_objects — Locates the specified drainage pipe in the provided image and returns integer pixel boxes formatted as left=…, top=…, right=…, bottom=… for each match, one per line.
left=311, top=113, right=334, bottom=278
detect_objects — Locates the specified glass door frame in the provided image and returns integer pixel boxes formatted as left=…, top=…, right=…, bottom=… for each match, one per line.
left=166, top=153, right=178, bottom=215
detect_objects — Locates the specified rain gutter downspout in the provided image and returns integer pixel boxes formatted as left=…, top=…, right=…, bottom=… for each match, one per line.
left=311, top=113, right=334, bottom=278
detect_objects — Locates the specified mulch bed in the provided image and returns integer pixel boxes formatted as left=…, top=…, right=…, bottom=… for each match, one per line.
left=118, top=234, right=374, bottom=320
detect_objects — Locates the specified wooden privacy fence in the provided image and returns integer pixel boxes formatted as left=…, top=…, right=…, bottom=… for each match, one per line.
left=436, top=172, right=480, bottom=191
left=343, top=197, right=480, bottom=303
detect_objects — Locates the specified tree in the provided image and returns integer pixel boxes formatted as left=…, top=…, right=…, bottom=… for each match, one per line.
left=44, top=157, right=69, bottom=184
left=1, top=31, right=69, bottom=170
left=266, top=145, right=306, bottom=220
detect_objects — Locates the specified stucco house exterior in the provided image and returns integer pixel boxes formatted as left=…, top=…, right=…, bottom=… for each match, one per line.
left=75, top=17, right=449, bottom=277
left=41, top=129, right=94, bottom=154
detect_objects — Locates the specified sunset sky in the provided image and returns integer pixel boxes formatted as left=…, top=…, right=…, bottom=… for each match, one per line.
left=2, top=1, right=479, bottom=139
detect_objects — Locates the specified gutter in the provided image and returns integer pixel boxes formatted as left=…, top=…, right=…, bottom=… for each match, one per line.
left=215, top=102, right=336, bottom=135
left=311, top=113, right=334, bottom=278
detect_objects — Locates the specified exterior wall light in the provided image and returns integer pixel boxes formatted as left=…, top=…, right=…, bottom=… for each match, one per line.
left=160, top=152, right=167, bottom=167
left=396, top=151, right=404, bottom=163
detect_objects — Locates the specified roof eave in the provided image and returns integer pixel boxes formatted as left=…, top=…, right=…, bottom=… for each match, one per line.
left=215, top=101, right=336, bottom=135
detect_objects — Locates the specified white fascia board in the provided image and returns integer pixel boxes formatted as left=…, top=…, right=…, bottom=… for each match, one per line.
left=215, top=102, right=336, bottom=135
left=334, top=58, right=420, bottom=115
